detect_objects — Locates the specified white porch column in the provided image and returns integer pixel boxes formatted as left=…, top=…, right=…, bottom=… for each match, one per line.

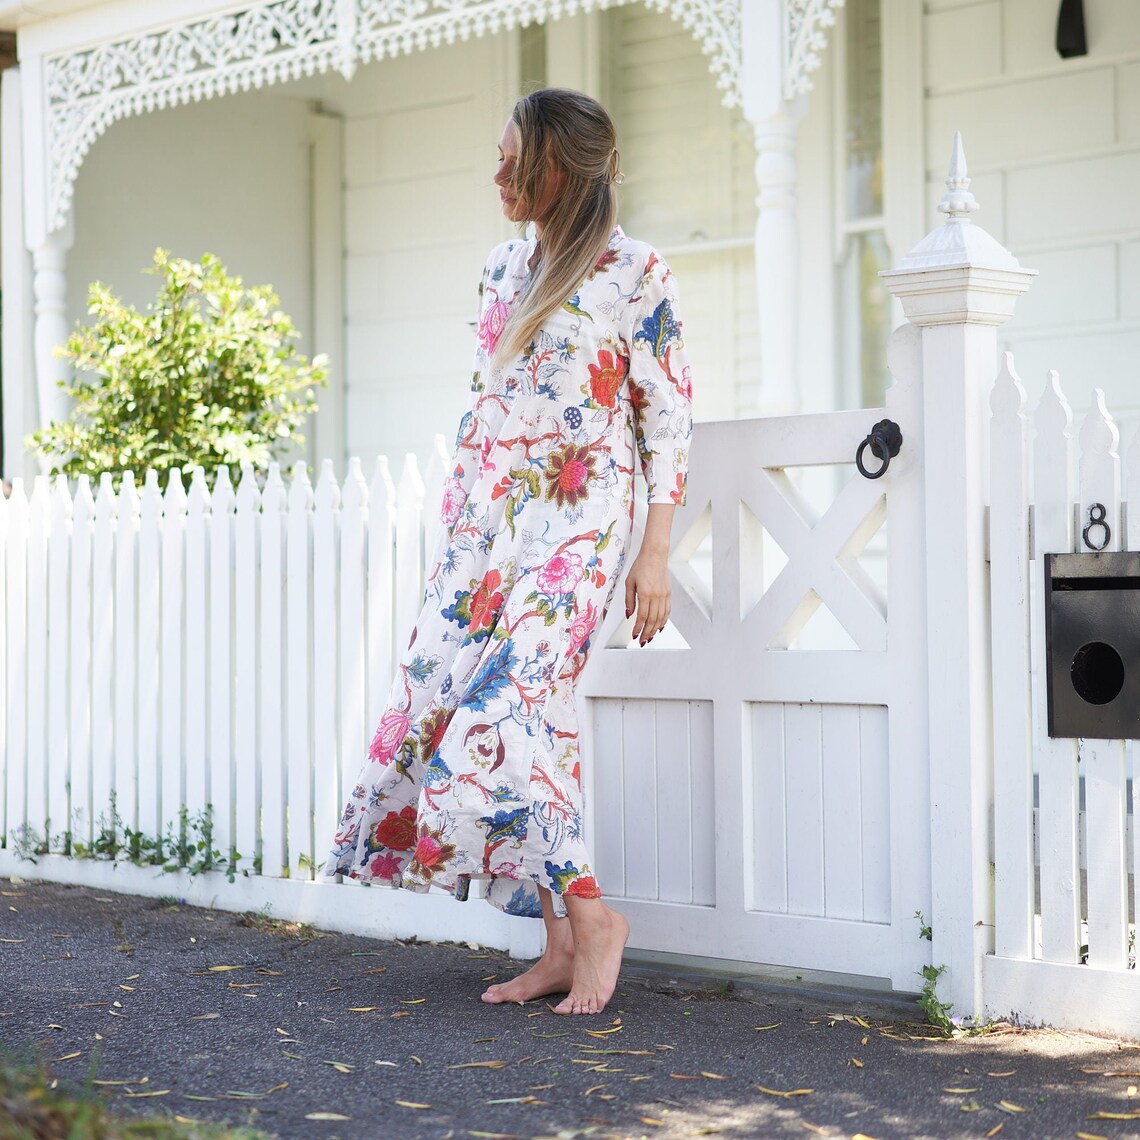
left=741, top=0, right=802, bottom=415
left=882, top=135, right=1036, bottom=1017
left=31, top=225, right=73, bottom=432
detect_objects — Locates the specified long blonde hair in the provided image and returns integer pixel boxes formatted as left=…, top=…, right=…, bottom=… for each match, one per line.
left=492, top=88, right=621, bottom=366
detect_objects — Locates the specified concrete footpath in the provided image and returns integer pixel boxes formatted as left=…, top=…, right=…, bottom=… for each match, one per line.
left=3, top=879, right=1140, bottom=1140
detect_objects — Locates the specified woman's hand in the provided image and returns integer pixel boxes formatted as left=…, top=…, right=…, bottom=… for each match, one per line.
left=624, top=504, right=675, bottom=646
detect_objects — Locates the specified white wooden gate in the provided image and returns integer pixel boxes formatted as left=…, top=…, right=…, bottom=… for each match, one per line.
left=582, top=375, right=931, bottom=989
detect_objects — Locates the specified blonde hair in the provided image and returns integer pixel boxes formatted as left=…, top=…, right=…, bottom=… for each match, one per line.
left=492, top=88, right=621, bottom=366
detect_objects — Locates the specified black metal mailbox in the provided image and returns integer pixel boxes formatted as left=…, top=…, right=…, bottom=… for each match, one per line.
left=1045, top=552, right=1140, bottom=739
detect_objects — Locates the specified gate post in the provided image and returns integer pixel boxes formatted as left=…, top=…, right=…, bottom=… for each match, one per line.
left=881, top=135, right=1035, bottom=1016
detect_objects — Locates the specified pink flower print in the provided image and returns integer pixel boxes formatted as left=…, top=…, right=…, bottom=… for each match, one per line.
left=536, top=551, right=584, bottom=595
left=369, top=709, right=410, bottom=764
left=477, top=300, right=510, bottom=355
left=679, top=364, right=693, bottom=400
left=566, top=600, right=599, bottom=658
left=440, top=475, right=466, bottom=526
left=369, top=851, right=403, bottom=880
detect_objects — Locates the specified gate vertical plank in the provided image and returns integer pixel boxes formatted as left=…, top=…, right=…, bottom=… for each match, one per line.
left=394, top=455, right=425, bottom=645
left=689, top=700, right=716, bottom=907
left=69, top=478, right=94, bottom=850
left=750, top=701, right=787, bottom=913
left=621, top=699, right=658, bottom=901
left=822, top=703, right=863, bottom=921
left=184, top=471, right=210, bottom=828
left=590, top=699, right=626, bottom=897
left=989, top=355, right=1035, bottom=959
left=137, top=473, right=163, bottom=848
left=312, top=462, right=340, bottom=840
left=784, top=702, right=825, bottom=916
left=259, top=465, right=287, bottom=878
left=91, top=477, right=116, bottom=838
left=208, top=471, right=235, bottom=866
left=233, top=466, right=260, bottom=874
left=1078, top=394, right=1128, bottom=968
left=47, top=478, right=71, bottom=848
left=4, top=482, right=29, bottom=846
left=858, top=706, right=891, bottom=923
left=654, top=699, right=693, bottom=903
left=114, top=475, right=140, bottom=836
left=339, top=460, right=368, bottom=801
left=1033, top=373, right=1081, bottom=962
left=160, top=472, right=187, bottom=851
left=286, top=464, right=314, bottom=877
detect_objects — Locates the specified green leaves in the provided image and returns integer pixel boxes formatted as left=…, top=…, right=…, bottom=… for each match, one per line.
left=31, top=248, right=328, bottom=486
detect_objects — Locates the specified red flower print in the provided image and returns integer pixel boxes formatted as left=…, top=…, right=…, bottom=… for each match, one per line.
left=587, top=348, right=628, bottom=409
left=369, top=709, right=411, bottom=764
left=565, top=875, right=602, bottom=899
left=372, top=805, right=417, bottom=851
left=418, top=706, right=454, bottom=763
left=477, top=300, right=510, bottom=355
left=409, top=828, right=457, bottom=880
left=544, top=444, right=597, bottom=510
left=469, top=569, right=505, bottom=634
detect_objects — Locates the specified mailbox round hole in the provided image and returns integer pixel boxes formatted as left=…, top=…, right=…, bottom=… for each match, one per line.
left=1070, top=641, right=1125, bottom=705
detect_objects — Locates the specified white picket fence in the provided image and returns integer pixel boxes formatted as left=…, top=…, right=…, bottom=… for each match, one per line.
left=986, top=360, right=1140, bottom=1033
left=0, top=439, right=559, bottom=956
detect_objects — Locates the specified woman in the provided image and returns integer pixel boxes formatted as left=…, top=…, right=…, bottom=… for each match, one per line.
left=325, top=88, right=692, bottom=1016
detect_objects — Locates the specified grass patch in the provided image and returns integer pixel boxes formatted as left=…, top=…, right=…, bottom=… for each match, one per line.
left=0, top=1050, right=270, bottom=1139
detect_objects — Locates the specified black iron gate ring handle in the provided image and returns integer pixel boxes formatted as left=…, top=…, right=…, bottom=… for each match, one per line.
left=855, top=419, right=903, bottom=480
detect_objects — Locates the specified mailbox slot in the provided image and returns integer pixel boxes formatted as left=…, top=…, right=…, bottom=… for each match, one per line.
left=1045, top=551, right=1140, bottom=739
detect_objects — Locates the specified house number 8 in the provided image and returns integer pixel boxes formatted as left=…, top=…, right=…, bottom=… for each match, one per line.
left=1082, top=502, right=1111, bottom=551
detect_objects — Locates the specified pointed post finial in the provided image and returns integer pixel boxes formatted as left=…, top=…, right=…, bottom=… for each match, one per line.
left=938, top=132, right=979, bottom=220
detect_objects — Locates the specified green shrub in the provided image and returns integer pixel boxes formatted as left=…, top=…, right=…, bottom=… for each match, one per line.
left=31, top=249, right=328, bottom=486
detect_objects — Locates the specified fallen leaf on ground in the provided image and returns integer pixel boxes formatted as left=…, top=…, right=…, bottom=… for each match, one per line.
left=1077, top=1132, right=1109, bottom=1139
left=322, top=1061, right=354, bottom=1073
left=395, top=1101, right=431, bottom=1109
left=207, top=965, right=243, bottom=972
left=306, top=1112, right=350, bottom=1121
left=584, top=1026, right=622, bottom=1037
left=849, top=1058, right=864, bottom=1068
left=943, top=1087, right=979, bottom=1094
left=467, top=1133, right=519, bottom=1139
left=670, top=1074, right=697, bottom=1080
left=984, top=1125, right=1003, bottom=1137
left=92, top=1079, right=148, bottom=1087
left=222, top=1083, right=288, bottom=1100
left=756, top=1086, right=812, bottom=1098
left=755, top=1023, right=780, bottom=1031
left=641, top=1119, right=665, bottom=1127
left=448, top=1061, right=508, bottom=1070
left=1087, top=1111, right=1140, bottom=1121
left=123, top=1091, right=169, bottom=1098
left=997, top=1101, right=1025, bottom=1113
left=987, top=1070, right=1016, bottom=1077
left=0, top=938, right=25, bottom=944
left=375, top=1061, right=397, bottom=1067
left=701, top=1072, right=726, bottom=1080
left=190, top=1013, right=220, bottom=1021
left=400, top=998, right=426, bottom=1004
left=348, top=1006, right=383, bottom=1012
left=54, top=1052, right=81, bottom=1062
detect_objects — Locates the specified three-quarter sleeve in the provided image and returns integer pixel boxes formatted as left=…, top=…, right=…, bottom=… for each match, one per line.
left=627, top=252, right=693, bottom=505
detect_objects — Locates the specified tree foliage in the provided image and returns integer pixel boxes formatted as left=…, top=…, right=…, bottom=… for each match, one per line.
left=31, top=249, right=328, bottom=485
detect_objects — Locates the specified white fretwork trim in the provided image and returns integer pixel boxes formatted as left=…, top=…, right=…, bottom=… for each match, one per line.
left=38, top=0, right=748, bottom=234
left=784, top=0, right=844, bottom=100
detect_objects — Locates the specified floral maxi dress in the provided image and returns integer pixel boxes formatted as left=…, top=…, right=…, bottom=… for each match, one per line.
left=324, top=227, right=693, bottom=918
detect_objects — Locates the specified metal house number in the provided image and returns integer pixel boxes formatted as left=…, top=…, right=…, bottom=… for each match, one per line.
left=1082, top=502, right=1111, bottom=551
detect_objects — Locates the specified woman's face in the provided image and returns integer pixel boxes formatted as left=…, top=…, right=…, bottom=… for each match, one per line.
left=494, top=118, right=563, bottom=232
left=494, top=120, right=527, bottom=224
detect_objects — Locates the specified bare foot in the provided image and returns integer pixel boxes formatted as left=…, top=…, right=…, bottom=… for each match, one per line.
left=554, top=901, right=629, bottom=1015
left=481, top=921, right=574, bottom=1004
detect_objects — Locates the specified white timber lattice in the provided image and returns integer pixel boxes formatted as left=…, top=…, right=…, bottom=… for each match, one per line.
left=580, top=359, right=931, bottom=987
left=28, top=0, right=845, bottom=235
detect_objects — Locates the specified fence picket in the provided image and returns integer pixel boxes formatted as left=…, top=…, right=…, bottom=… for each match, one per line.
left=286, top=464, right=314, bottom=876
left=4, top=481, right=29, bottom=849
left=47, top=478, right=72, bottom=848
left=367, top=458, right=396, bottom=718
left=1077, top=393, right=1129, bottom=969
left=160, top=471, right=187, bottom=851
left=137, top=472, right=163, bottom=848
left=208, top=470, right=236, bottom=864
left=259, top=464, right=287, bottom=878
left=185, top=470, right=210, bottom=827
left=989, top=355, right=1034, bottom=959
left=1032, top=373, right=1081, bottom=962
left=421, top=433, right=450, bottom=571
left=68, top=477, right=95, bottom=851
left=234, top=465, right=261, bottom=874
left=312, top=461, right=340, bottom=846
left=394, top=455, right=425, bottom=643
left=114, top=474, right=140, bottom=838
left=91, top=477, right=116, bottom=840
left=339, top=460, right=368, bottom=803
